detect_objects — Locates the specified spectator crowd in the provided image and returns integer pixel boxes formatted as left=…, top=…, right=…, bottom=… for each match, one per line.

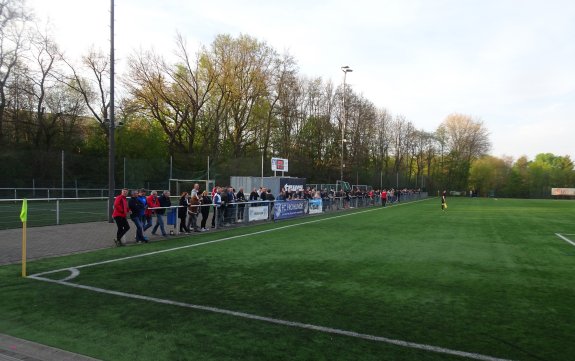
left=112, top=183, right=423, bottom=247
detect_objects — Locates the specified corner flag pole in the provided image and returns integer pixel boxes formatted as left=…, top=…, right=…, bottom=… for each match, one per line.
left=20, top=199, right=28, bottom=277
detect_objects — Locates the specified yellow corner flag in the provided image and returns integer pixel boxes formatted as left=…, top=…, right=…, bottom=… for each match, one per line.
left=21, top=199, right=28, bottom=277
left=20, top=199, right=28, bottom=222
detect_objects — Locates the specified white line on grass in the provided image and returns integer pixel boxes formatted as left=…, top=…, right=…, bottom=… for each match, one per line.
left=31, top=199, right=429, bottom=278
left=555, top=233, right=575, bottom=247
left=28, top=275, right=513, bottom=361
left=28, top=198, right=515, bottom=361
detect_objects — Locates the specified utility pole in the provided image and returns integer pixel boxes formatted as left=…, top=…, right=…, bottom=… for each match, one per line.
left=107, top=0, right=116, bottom=222
left=340, top=66, right=353, bottom=186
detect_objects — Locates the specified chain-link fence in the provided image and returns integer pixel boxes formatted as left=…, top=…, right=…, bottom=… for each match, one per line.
left=1, top=149, right=421, bottom=200
left=1, top=150, right=327, bottom=193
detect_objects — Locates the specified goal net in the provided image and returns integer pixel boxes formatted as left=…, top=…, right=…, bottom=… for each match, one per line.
left=336, top=180, right=352, bottom=192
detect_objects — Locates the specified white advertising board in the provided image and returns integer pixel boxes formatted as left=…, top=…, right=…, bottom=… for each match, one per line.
left=551, top=188, right=575, bottom=196
left=248, top=205, right=269, bottom=222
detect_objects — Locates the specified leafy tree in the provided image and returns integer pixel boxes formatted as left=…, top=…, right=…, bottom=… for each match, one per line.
left=437, top=113, right=491, bottom=190
left=115, top=118, right=168, bottom=159
left=469, top=156, right=511, bottom=196
left=528, top=153, right=575, bottom=197
left=505, top=156, right=529, bottom=198
left=209, top=34, right=277, bottom=158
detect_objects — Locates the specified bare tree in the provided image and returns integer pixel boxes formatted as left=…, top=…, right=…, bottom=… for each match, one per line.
left=171, top=33, right=217, bottom=153
left=372, top=108, right=393, bottom=185
left=409, top=130, right=435, bottom=189
left=23, top=25, right=63, bottom=149
left=0, top=0, right=30, bottom=144
left=259, top=52, right=298, bottom=160
left=62, top=48, right=110, bottom=137
left=346, top=94, right=377, bottom=169
left=124, top=34, right=216, bottom=154
left=391, top=115, right=411, bottom=183
left=295, top=77, right=336, bottom=173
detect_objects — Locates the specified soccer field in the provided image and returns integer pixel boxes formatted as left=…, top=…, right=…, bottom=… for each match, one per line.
left=1, top=197, right=574, bottom=360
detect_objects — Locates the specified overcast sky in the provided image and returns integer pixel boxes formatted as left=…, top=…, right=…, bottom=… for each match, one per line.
left=28, top=0, right=575, bottom=161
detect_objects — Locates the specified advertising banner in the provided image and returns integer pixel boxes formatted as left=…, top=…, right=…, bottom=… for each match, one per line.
left=551, top=188, right=575, bottom=196
left=248, top=205, right=269, bottom=222
left=273, top=200, right=308, bottom=220
left=308, top=199, right=323, bottom=214
left=280, top=177, right=306, bottom=193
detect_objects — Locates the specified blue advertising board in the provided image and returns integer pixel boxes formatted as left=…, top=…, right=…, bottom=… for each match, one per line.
left=308, top=199, right=323, bottom=214
left=273, top=200, right=308, bottom=220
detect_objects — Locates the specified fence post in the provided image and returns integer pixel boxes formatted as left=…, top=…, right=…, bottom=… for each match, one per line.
left=56, top=199, right=60, bottom=225
left=61, top=150, right=65, bottom=198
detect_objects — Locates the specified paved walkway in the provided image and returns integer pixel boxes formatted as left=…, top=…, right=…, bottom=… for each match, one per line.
left=0, top=333, right=99, bottom=361
left=0, top=221, right=119, bottom=266
left=0, top=219, right=188, bottom=266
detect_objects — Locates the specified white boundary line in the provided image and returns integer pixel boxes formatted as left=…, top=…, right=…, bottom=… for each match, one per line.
left=28, top=198, right=513, bottom=361
left=555, top=233, right=575, bottom=247
left=28, top=275, right=512, bottom=361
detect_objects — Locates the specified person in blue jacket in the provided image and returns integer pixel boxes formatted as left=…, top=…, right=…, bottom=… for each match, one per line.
left=128, top=190, right=148, bottom=243
left=138, top=189, right=151, bottom=231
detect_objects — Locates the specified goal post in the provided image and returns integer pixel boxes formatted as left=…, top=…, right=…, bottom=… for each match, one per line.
left=335, top=180, right=351, bottom=193
left=169, top=179, right=215, bottom=196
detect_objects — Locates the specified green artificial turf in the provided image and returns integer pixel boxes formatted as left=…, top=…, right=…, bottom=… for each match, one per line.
left=1, top=197, right=574, bottom=360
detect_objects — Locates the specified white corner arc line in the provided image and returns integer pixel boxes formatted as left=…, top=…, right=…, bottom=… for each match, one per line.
left=59, top=268, right=80, bottom=282
left=555, top=233, right=575, bottom=247
left=28, top=275, right=512, bottom=361
left=31, top=198, right=430, bottom=278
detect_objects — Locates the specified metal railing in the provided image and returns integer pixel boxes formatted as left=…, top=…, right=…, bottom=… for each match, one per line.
left=0, top=188, right=115, bottom=200
left=0, top=192, right=428, bottom=232
left=165, top=192, right=428, bottom=234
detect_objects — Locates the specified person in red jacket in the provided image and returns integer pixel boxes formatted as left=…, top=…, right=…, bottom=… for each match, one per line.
left=112, top=188, right=130, bottom=247
left=381, top=189, right=388, bottom=207
left=145, top=190, right=160, bottom=233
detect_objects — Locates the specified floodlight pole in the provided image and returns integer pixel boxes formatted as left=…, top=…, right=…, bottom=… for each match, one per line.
left=340, top=66, right=353, bottom=188
left=107, top=0, right=116, bottom=223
